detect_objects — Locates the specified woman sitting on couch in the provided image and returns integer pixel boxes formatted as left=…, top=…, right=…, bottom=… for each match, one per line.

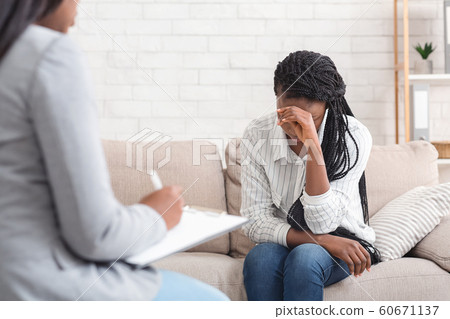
left=240, top=50, right=381, bottom=301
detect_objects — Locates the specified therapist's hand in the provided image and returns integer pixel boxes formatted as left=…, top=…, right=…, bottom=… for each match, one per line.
left=140, top=186, right=185, bottom=230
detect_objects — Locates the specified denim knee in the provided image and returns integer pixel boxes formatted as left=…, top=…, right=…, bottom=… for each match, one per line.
left=285, top=243, right=328, bottom=271
left=243, top=243, right=289, bottom=276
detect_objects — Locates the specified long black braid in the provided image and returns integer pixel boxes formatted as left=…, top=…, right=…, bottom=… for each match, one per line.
left=274, top=51, right=381, bottom=265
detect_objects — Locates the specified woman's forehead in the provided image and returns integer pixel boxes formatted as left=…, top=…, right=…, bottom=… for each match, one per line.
left=276, top=96, right=312, bottom=108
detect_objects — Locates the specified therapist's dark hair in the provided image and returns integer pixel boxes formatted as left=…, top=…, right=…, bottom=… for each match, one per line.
left=0, top=0, right=62, bottom=61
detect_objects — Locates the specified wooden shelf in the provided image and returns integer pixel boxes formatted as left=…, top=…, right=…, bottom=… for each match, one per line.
left=394, top=2, right=448, bottom=143
left=437, top=158, right=450, bottom=165
left=409, top=73, right=450, bottom=84
left=394, top=0, right=410, bottom=143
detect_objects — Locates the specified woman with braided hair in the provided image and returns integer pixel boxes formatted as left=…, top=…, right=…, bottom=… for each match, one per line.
left=240, top=50, right=381, bottom=301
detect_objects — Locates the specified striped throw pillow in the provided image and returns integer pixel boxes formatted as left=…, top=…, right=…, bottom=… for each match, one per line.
left=370, top=182, right=450, bottom=262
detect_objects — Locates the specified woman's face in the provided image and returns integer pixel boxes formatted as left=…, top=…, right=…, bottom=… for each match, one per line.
left=37, top=0, right=79, bottom=33
left=276, top=89, right=327, bottom=141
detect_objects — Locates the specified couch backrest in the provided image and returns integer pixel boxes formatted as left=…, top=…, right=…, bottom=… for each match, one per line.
left=365, top=141, right=439, bottom=217
left=225, top=139, right=440, bottom=257
left=225, top=138, right=256, bottom=257
left=102, top=139, right=439, bottom=258
left=102, top=140, right=229, bottom=254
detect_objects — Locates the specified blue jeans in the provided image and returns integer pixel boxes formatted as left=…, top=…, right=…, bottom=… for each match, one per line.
left=243, top=243, right=351, bottom=301
left=152, top=270, right=230, bottom=301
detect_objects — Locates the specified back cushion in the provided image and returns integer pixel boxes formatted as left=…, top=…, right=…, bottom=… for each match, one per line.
left=225, top=138, right=256, bottom=258
left=102, top=139, right=229, bottom=254
left=365, top=141, right=439, bottom=218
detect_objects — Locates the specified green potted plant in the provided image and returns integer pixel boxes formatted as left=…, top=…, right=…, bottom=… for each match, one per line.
left=414, top=42, right=436, bottom=74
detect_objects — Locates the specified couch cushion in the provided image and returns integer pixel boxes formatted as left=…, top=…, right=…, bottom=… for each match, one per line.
left=225, top=138, right=256, bottom=258
left=156, top=254, right=450, bottom=301
left=409, top=214, right=450, bottom=272
left=324, top=257, right=450, bottom=301
left=365, top=141, right=439, bottom=218
left=153, top=252, right=247, bottom=301
left=370, top=183, right=450, bottom=262
left=102, top=140, right=229, bottom=254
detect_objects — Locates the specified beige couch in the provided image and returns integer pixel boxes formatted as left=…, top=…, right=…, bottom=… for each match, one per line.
left=103, top=139, right=450, bottom=301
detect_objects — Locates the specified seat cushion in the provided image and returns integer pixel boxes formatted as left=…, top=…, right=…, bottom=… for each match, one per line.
left=102, top=139, right=229, bottom=254
left=153, top=252, right=247, bottom=301
left=324, top=257, right=450, bottom=301
left=156, top=253, right=450, bottom=301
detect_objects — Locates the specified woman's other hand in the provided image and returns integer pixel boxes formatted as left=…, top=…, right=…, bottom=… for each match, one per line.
left=140, top=186, right=185, bottom=230
left=321, top=235, right=372, bottom=277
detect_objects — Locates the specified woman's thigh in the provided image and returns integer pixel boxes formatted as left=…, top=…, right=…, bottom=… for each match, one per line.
left=152, top=270, right=229, bottom=301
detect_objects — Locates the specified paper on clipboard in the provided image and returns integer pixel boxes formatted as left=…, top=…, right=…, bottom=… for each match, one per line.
left=125, top=206, right=249, bottom=267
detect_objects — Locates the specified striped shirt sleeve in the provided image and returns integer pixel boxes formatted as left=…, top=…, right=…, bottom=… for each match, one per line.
left=300, top=123, right=373, bottom=234
left=240, top=128, right=291, bottom=247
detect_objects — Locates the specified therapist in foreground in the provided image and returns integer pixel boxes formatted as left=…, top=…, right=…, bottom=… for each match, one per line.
left=0, top=0, right=228, bottom=301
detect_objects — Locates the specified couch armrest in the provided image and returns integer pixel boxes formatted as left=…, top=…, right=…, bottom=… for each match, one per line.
left=409, top=215, right=450, bottom=272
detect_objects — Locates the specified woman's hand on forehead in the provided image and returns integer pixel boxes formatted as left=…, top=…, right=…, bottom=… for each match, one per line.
left=277, top=106, right=318, bottom=143
left=276, top=106, right=313, bottom=123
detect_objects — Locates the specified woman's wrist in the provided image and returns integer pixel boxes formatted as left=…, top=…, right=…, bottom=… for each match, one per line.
left=299, top=127, right=319, bottom=144
left=315, top=233, right=331, bottom=248
left=303, top=132, right=321, bottom=152
left=286, top=228, right=331, bottom=249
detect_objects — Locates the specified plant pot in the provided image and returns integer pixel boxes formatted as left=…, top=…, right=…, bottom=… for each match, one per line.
left=414, top=60, right=433, bottom=74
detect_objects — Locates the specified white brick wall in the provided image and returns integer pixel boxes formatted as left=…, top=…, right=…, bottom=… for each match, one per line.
left=70, top=0, right=450, bottom=145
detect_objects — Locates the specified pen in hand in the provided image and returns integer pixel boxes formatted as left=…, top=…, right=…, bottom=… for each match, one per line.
left=139, top=170, right=184, bottom=230
left=149, top=170, right=163, bottom=190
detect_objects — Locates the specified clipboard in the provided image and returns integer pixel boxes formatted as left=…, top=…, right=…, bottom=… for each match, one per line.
left=125, top=206, right=249, bottom=267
